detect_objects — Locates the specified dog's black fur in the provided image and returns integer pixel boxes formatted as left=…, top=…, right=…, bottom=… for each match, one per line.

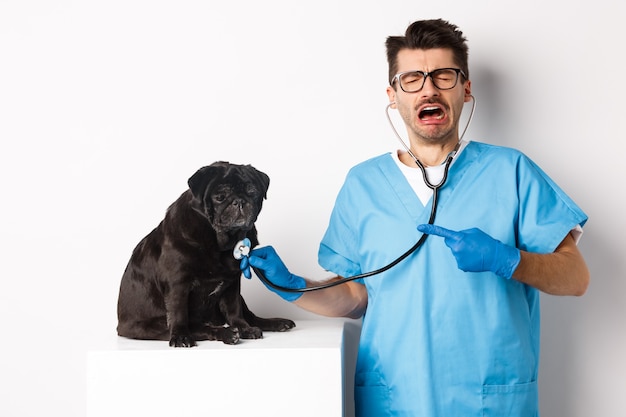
left=117, top=162, right=295, bottom=347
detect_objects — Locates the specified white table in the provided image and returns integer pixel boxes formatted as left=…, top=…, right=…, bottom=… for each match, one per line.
left=87, top=319, right=360, bottom=417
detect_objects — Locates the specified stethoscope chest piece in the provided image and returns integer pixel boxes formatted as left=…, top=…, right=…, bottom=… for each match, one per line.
left=233, top=238, right=251, bottom=260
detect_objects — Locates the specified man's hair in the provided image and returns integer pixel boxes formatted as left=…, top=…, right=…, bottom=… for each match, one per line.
left=386, top=19, right=469, bottom=87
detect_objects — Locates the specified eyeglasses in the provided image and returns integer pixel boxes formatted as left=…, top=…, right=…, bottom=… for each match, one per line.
left=392, top=68, right=466, bottom=93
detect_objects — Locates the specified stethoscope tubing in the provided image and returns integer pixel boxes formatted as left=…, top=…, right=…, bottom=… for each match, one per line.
left=253, top=153, right=453, bottom=294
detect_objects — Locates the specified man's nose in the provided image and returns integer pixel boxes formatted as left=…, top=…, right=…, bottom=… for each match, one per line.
left=420, top=75, right=440, bottom=97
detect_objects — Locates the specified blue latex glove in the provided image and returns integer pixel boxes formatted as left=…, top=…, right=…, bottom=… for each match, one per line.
left=247, top=246, right=305, bottom=302
left=239, top=256, right=252, bottom=279
left=235, top=238, right=253, bottom=279
left=417, top=224, right=521, bottom=279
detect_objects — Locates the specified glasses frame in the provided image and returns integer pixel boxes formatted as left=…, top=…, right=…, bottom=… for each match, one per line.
left=392, top=67, right=467, bottom=93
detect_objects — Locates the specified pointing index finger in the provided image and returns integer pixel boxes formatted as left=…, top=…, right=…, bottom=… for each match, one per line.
left=417, top=224, right=458, bottom=239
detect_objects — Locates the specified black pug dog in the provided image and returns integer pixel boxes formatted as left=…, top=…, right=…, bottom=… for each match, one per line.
left=117, top=161, right=295, bottom=347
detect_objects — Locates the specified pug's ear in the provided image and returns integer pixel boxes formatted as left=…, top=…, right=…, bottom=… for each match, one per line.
left=188, top=164, right=222, bottom=198
left=253, top=168, right=270, bottom=199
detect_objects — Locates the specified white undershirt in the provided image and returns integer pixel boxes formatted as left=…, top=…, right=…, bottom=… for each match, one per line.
left=391, top=140, right=468, bottom=206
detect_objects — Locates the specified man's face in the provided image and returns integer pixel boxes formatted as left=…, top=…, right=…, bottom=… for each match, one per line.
left=387, top=48, right=471, bottom=147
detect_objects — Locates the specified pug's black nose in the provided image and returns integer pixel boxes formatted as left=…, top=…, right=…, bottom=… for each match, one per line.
left=232, top=198, right=244, bottom=209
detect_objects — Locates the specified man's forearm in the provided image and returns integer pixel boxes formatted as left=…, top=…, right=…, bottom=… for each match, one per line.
left=512, top=233, right=589, bottom=296
left=294, top=278, right=368, bottom=319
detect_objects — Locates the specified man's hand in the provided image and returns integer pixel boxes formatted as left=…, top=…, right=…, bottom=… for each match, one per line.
left=417, top=224, right=521, bottom=279
left=247, top=246, right=306, bottom=302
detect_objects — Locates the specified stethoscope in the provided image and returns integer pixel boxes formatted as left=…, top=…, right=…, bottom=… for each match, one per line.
left=235, top=96, right=476, bottom=293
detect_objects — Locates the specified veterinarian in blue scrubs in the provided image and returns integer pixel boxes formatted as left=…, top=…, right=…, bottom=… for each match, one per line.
left=246, top=19, right=589, bottom=417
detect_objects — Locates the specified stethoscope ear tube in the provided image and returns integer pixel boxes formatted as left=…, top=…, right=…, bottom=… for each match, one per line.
left=385, top=95, right=476, bottom=159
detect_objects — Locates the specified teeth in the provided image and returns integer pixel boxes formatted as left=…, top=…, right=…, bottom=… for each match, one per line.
left=419, top=105, right=445, bottom=120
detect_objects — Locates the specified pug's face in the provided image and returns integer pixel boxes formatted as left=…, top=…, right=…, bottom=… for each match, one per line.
left=188, top=162, right=270, bottom=236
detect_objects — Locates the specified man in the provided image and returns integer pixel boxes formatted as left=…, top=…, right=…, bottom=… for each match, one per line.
left=244, top=19, right=589, bottom=417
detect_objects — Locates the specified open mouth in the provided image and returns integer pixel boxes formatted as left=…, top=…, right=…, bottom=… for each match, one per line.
left=418, top=104, right=446, bottom=121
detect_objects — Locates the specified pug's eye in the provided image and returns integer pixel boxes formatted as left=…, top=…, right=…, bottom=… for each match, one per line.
left=245, top=184, right=258, bottom=196
left=213, top=185, right=233, bottom=203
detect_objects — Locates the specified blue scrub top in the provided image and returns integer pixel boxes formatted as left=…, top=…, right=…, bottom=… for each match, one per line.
left=318, top=141, right=587, bottom=417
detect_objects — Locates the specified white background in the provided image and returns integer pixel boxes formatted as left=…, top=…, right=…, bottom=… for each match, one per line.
left=1, top=1, right=624, bottom=416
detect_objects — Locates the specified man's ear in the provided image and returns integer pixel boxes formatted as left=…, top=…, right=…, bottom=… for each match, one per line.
left=386, top=86, right=397, bottom=109
left=464, top=80, right=472, bottom=103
